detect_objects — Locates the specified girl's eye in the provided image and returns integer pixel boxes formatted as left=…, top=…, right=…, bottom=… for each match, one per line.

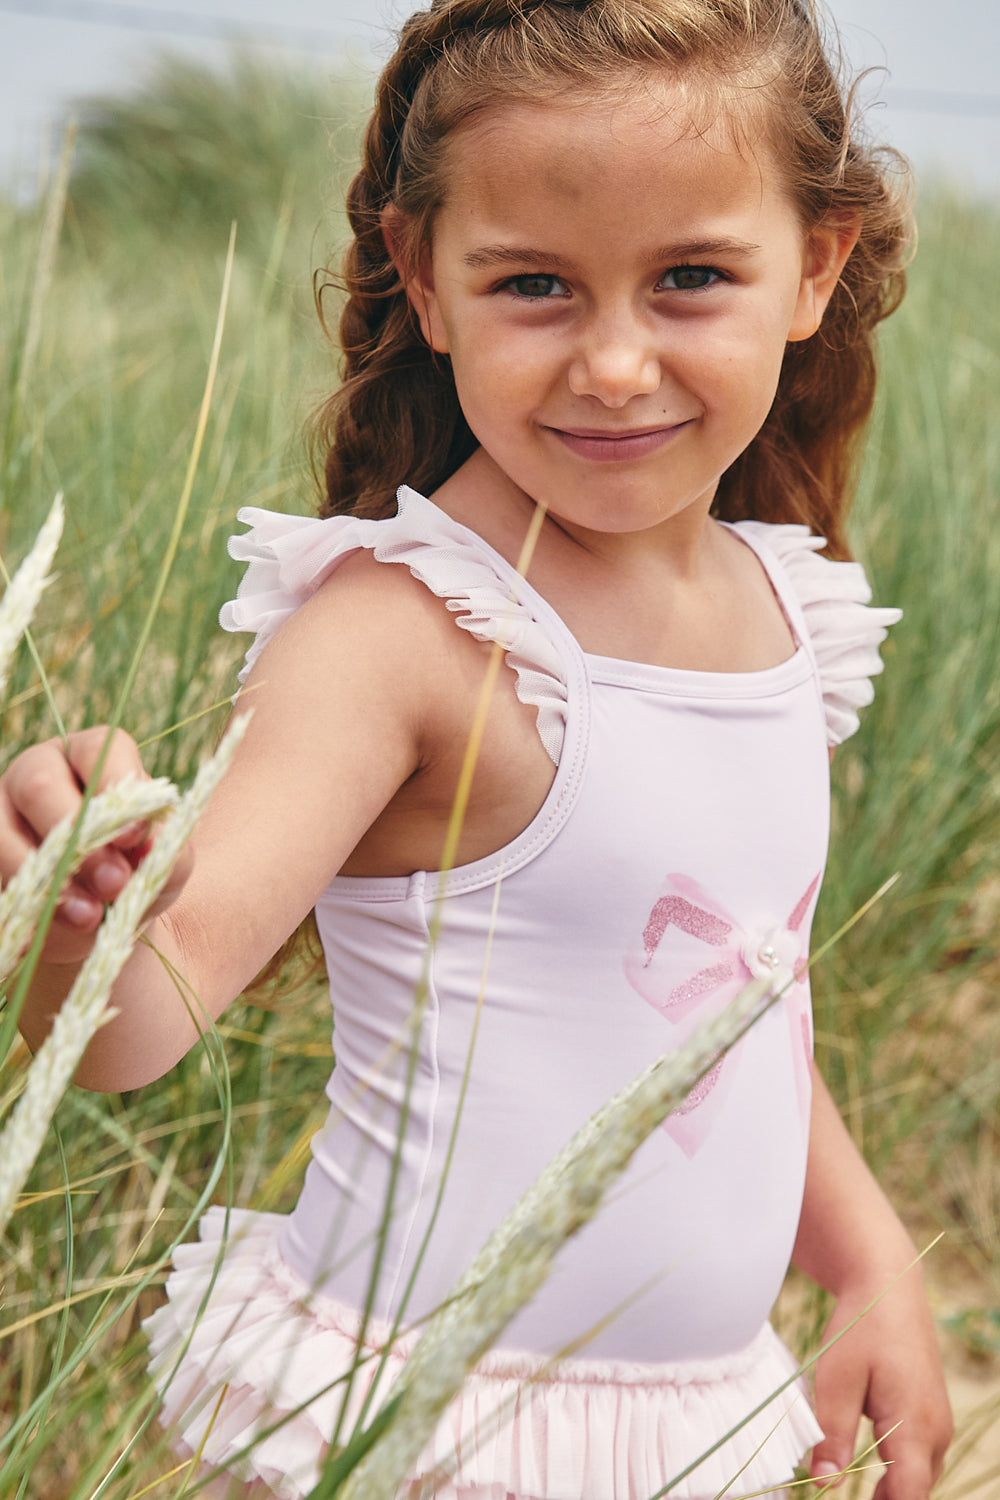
left=659, top=265, right=723, bottom=292
left=504, top=274, right=569, bottom=300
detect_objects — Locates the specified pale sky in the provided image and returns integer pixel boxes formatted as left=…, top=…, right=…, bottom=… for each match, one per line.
left=1, top=0, right=998, bottom=200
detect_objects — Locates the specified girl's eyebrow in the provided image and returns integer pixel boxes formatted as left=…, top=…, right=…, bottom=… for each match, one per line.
left=461, top=237, right=761, bottom=270
left=647, top=238, right=762, bottom=262
left=462, top=246, right=574, bottom=269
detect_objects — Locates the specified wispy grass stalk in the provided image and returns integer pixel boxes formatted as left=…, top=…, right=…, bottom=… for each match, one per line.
left=108, top=222, right=236, bottom=730
left=347, top=858, right=507, bottom=1444
left=0, top=492, right=64, bottom=699
left=332, top=501, right=549, bottom=1453
left=0, top=988, right=237, bottom=1497
left=0, top=222, right=237, bottom=1083
left=15, top=122, right=76, bottom=412
left=1, top=120, right=76, bottom=491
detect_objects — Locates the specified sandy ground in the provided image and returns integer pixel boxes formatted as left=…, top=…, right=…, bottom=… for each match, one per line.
left=938, top=1364, right=1000, bottom=1499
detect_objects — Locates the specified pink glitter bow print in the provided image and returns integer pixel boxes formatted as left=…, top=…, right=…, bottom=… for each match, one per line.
left=624, top=873, right=820, bottom=1157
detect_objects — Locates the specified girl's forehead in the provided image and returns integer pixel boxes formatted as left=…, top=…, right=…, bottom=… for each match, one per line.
left=442, top=73, right=781, bottom=184
left=438, top=81, right=789, bottom=217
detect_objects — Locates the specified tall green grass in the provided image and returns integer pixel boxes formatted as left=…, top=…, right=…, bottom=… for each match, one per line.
left=0, top=51, right=366, bottom=779
left=0, top=54, right=355, bottom=1497
left=0, top=52, right=998, bottom=1499
left=816, top=191, right=1000, bottom=1247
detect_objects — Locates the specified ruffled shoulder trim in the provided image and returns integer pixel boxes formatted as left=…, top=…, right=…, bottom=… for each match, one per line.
left=732, top=520, right=901, bottom=746
left=219, top=487, right=569, bottom=765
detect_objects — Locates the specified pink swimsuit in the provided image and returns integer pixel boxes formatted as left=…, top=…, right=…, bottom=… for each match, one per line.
left=145, top=488, right=899, bottom=1500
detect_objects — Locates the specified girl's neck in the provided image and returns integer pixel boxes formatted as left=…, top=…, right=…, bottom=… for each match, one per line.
left=430, top=448, right=795, bottom=674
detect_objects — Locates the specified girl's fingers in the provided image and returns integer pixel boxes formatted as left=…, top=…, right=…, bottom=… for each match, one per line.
left=809, top=1339, right=867, bottom=1487
left=56, top=885, right=105, bottom=930
left=73, top=846, right=134, bottom=903
left=871, top=1436, right=935, bottom=1500
left=2, top=728, right=148, bottom=837
left=61, top=726, right=150, bottom=798
left=868, top=1359, right=952, bottom=1500
left=0, top=728, right=151, bottom=914
left=0, top=728, right=193, bottom=969
left=61, top=731, right=154, bottom=888
left=1, top=741, right=89, bottom=845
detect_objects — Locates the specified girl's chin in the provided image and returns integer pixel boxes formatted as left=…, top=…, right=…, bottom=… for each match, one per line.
left=534, top=489, right=718, bottom=542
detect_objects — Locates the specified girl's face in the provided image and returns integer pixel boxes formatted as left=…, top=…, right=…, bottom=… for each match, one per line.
left=404, top=80, right=856, bottom=540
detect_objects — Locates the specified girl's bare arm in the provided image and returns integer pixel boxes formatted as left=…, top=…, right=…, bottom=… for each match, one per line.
left=4, top=557, right=439, bottom=1091
left=794, top=1064, right=952, bottom=1498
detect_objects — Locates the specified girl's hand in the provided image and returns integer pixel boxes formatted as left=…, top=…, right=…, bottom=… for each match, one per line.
left=809, top=1265, right=953, bottom=1497
left=0, top=727, right=193, bottom=966
left=795, top=1066, right=953, bottom=1498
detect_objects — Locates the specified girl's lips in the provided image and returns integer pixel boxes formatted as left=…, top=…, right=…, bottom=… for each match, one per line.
left=548, top=422, right=691, bottom=462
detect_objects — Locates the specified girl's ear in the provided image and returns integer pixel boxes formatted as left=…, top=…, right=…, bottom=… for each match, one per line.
left=787, top=211, right=862, bottom=342
left=381, top=206, right=449, bottom=353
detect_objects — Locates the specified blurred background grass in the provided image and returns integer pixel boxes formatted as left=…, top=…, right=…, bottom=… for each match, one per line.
left=0, top=51, right=998, bottom=1498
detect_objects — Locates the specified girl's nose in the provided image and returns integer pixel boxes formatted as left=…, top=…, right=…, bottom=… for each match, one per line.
left=567, top=313, right=662, bottom=406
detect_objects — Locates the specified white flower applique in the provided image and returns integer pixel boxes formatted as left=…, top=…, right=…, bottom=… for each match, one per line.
left=624, top=873, right=819, bottom=1157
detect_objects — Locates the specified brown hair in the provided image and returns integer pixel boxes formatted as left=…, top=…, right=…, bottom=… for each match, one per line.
left=312, top=0, right=910, bottom=558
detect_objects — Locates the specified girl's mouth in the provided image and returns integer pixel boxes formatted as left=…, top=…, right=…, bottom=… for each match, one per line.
left=548, top=423, right=691, bottom=462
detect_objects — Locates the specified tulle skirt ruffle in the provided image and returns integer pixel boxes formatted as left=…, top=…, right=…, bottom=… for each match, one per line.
left=144, top=1208, right=821, bottom=1500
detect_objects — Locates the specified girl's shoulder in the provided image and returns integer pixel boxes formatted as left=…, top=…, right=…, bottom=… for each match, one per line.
left=220, top=489, right=454, bottom=682
left=221, top=490, right=483, bottom=676
left=727, top=520, right=902, bottom=745
left=220, top=487, right=572, bottom=764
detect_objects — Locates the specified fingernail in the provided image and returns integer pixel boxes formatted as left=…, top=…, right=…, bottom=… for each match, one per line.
left=812, top=1461, right=845, bottom=1488
left=59, top=894, right=99, bottom=927
left=92, top=861, right=128, bottom=900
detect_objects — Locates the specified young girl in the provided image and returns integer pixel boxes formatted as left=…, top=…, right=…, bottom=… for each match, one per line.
left=6, top=1, right=953, bottom=1496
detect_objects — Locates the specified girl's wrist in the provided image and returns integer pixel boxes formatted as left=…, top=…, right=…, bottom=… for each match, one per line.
left=795, top=1218, right=922, bottom=1299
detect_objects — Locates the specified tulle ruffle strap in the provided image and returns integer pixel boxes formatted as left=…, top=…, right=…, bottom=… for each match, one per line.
left=146, top=1208, right=821, bottom=1500
left=219, top=489, right=569, bottom=765
left=736, top=521, right=902, bottom=745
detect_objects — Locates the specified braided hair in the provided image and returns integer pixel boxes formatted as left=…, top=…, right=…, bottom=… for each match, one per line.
left=313, top=0, right=909, bottom=556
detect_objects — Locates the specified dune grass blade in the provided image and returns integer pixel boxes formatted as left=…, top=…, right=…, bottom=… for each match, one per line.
left=340, top=508, right=547, bottom=1451
left=347, top=861, right=506, bottom=1446
left=2, top=120, right=76, bottom=488
left=15, top=123, right=76, bottom=410
left=1, top=1121, right=76, bottom=1486
left=0, top=714, right=248, bottom=1236
left=329, top=504, right=548, bottom=1455
left=0, top=1001, right=236, bottom=1494
left=107, top=222, right=236, bottom=736
left=0, top=226, right=236, bottom=1083
left=0, top=493, right=64, bottom=701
